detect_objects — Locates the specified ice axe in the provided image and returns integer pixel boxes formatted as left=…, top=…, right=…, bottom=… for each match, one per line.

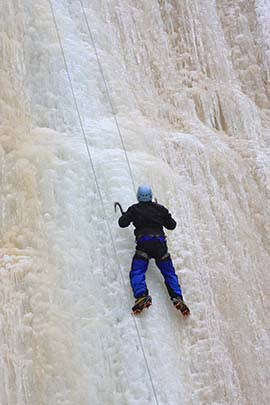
left=114, top=202, right=124, bottom=215
left=114, top=199, right=158, bottom=215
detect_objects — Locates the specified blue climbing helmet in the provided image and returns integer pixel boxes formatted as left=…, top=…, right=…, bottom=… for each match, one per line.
left=137, top=185, right=152, bottom=202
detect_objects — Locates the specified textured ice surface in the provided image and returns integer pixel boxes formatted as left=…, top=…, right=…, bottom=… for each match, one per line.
left=0, top=1, right=270, bottom=404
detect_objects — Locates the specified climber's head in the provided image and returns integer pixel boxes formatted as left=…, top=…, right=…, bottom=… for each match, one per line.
left=136, top=185, right=152, bottom=202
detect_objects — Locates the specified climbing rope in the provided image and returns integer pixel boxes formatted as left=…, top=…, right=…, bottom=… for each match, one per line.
left=48, top=2, right=160, bottom=404
left=79, top=0, right=137, bottom=196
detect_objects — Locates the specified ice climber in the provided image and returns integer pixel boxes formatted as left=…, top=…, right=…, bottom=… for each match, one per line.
left=118, top=185, right=190, bottom=316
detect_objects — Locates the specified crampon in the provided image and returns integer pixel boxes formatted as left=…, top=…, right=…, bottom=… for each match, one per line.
left=132, top=295, right=152, bottom=315
left=172, top=297, right=190, bottom=317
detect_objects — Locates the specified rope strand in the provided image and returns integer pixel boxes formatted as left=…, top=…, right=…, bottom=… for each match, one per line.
left=79, top=0, right=137, bottom=196
left=48, top=2, right=160, bottom=404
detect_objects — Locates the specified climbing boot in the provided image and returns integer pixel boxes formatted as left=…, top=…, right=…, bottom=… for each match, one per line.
left=172, top=296, right=190, bottom=317
left=132, top=294, right=152, bottom=314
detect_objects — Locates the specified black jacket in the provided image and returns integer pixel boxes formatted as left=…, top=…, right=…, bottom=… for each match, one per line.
left=118, top=201, right=176, bottom=238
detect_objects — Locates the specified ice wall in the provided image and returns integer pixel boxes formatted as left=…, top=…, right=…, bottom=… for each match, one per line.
left=1, top=0, right=270, bottom=404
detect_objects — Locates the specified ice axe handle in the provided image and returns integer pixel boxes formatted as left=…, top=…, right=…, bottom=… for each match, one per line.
left=114, top=202, right=124, bottom=215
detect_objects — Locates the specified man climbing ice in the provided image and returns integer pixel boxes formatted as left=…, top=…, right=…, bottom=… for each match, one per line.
left=118, top=185, right=190, bottom=316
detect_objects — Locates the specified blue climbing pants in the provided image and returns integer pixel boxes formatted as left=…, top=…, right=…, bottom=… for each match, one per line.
left=129, top=236, right=182, bottom=299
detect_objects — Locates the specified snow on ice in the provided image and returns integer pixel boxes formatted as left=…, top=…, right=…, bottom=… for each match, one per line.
left=0, top=0, right=270, bottom=404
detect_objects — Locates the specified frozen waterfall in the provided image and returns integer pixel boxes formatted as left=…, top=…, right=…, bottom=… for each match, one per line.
left=0, top=0, right=270, bottom=404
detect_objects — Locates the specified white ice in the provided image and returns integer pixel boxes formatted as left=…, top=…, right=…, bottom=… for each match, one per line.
left=1, top=0, right=270, bottom=404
